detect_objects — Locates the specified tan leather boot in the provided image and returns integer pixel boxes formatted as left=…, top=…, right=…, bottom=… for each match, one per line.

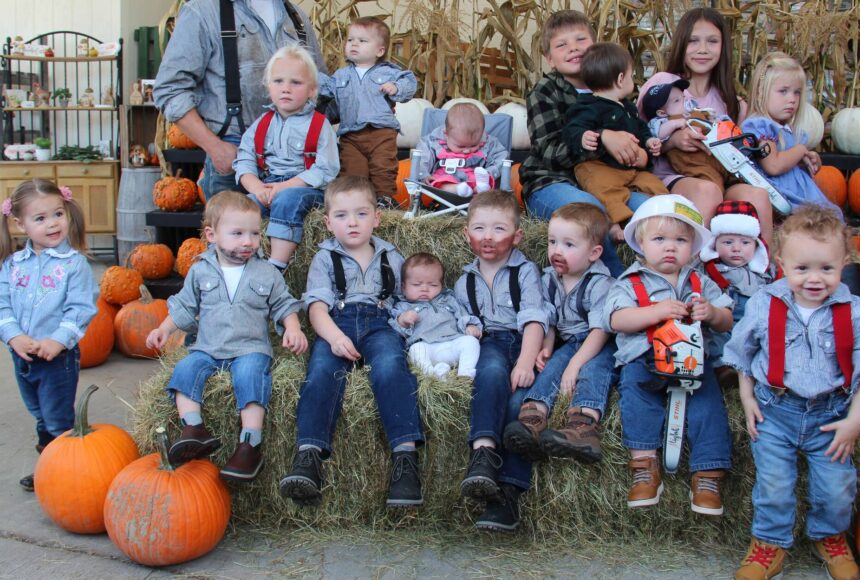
left=690, top=469, right=725, bottom=515
left=627, top=455, right=662, bottom=508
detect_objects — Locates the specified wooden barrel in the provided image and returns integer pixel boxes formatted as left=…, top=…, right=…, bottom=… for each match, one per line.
left=116, top=167, right=160, bottom=264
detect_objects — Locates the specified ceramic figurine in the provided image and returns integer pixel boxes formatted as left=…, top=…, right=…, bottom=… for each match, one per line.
left=130, top=144, right=147, bottom=167
left=31, top=82, right=50, bottom=107
left=129, top=81, right=144, bottom=106
left=11, top=36, right=24, bottom=55
left=144, top=84, right=154, bottom=103
left=79, top=87, right=95, bottom=108
left=77, top=37, right=89, bottom=56
left=102, top=86, right=115, bottom=107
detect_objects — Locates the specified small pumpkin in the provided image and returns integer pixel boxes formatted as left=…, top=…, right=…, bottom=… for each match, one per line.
left=153, top=170, right=198, bottom=212
left=197, top=169, right=206, bottom=204
left=167, top=124, right=197, bottom=149
left=35, top=385, right=139, bottom=534
left=114, top=285, right=169, bottom=358
left=104, top=427, right=231, bottom=566
left=848, top=170, right=860, bottom=216
left=79, top=297, right=118, bottom=368
left=393, top=159, right=412, bottom=209
left=128, top=243, right=175, bottom=280
left=175, top=237, right=208, bottom=277
left=100, top=266, right=144, bottom=305
left=831, top=108, right=860, bottom=155
left=813, top=166, right=847, bottom=208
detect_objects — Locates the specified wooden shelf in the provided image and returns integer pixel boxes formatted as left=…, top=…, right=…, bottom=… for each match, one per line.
left=0, top=54, right=117, bottom=62
left=4, top=106, right=117, bottom=112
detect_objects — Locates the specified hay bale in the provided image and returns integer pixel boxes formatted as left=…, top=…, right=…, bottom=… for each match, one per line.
left=132, top=209, right=755, bottom=549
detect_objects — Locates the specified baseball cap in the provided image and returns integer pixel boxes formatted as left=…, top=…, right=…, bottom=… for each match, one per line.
left=624, top=194, right=711, bottom=256
left=642, top=78, right=690, bottom=120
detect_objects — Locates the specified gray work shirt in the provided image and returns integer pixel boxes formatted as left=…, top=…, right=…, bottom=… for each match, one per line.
left=319, top=62, right=417, bottom=136
left=602, top=261, right=732, bottom=366
left=303, top=237, right=404, bottom=312
left=543, top=259, right=614, bottom=341
left=723, top=279, right=860, bottom=398
left=167, top=248, right=302, bottom=359
left=154, top=0, right=326, bottom=138
left=454, top=249, right=551, bottom=334
left=389, top=289, right=481, bottom=347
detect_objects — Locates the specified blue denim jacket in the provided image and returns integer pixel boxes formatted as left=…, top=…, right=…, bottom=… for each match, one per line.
left=603, top=261, right=733, bottom=366
left=723, top=279, right=860, bottom=398
left=318, top=62, right=417, bottom=135
left=168, top=248, right=302, bottom=359
left=389, top=289, right=481, bottom=346
left=0, top=241, right=96, bottom=349
left=233, top=101, right=340, bottom=188
left=543, top=259, right=613, bottom=341
left=153, top=0, right=325, bottom=138
left=303, top=236, right=404, bottom=312
left=454, top=248, right=551, bottom=335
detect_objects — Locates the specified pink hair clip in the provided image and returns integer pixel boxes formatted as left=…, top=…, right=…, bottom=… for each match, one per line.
left=59, top=186, right=73, bottom=201
left=1, top=198, right=12, bottom=216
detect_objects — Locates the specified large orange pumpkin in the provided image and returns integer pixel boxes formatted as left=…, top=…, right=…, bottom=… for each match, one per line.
left=104, top=427, right=231, bottom=566
left=850, top=170, right=860, bottom=216
left=175, top=237, right=208, bottom=277
left=813, top=166, right=847, bottom=208
left=114, top=285, right=169, bottom=358
left=153, top=170, right=198, bottom=212
left=127, top=243, right=175, bottom=280
left=79, top=297, right=118, bottom=368
left=34, top=385, right=139, bottom=534
left=100, top=266, right=144, bottom=306
left=167, top=124, right=197, bottom=149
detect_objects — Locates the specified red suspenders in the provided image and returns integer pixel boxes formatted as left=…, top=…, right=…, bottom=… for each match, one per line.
left=255, top=110, right=326, bottom=172
left=628, top=272, right=702, bottom=344
left=703, top=260, right=730, bottom=290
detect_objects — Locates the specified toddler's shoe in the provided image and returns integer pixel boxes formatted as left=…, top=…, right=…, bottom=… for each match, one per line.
left=474, top=167, right=491, bottom=193
left=220, top=442, right=264, bottom=482
left=690, top=469, right=725, bottom=515
left=502, top=402, right=548, bottom=462
left=280, top=448, right=324, bottom=505
left=19, top=474, right=34, bottom=492
left=813, top=533, right=859, bottom=580
left=539, top=407, right=602, bottom=463
left=168, top=423, right=221, bottom=465
left=475, top=483, right=522, bottom=533
left=627, top=455, right=663, bottom=508
left=460, top=446, right=502, bottom=500
left=455, top=182, right=474, bottom=197
left=735, top=538, right=785, bottom=580
left=432, top=362, right=451, bottom=380
left=386, top=450, right=422, bottom=507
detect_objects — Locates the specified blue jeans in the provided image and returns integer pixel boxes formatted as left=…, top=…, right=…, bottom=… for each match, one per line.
left=617, top=354, right=731, bottom=472
left=525, top=182, right=650, bottom=277
left=248, top=180, right=323, bottom=244
left=296, top=304, right=424, bottom=456
left=524, top=333, right=618, bottom=417
left=200, top=135, right=244, bottom=201
left=167, top=351, right=273, bottom=410
left=750, top=383, right=856, bottom=548
left=12, top=347, right=79, bottom=440
left=710, top=291, right=750, bottom=367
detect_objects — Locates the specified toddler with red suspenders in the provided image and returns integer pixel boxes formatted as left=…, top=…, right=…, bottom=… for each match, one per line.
left=723, top=205, right=860, bottom=580
left=233, top=45, right=339, bottom=271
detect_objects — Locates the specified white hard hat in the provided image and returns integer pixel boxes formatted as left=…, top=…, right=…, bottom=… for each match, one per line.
left=623, top=194, right=711, bottom=255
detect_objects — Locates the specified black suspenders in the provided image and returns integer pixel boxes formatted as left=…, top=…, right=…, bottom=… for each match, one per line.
left=330, top=250, right=395, bottom=309
left=549, top=271, right=596, bottom=322
left=466, top=265, right=521, bottom=325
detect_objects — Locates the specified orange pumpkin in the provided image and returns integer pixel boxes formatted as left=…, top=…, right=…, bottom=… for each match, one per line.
left=128, top=243, right=175, bottom=280
left=850, top=170, right=860, bottom=216
left=167, top=124, right=197, bottom=149
left=175, top=238, right=208, bottom=277
left=510, top=162, right=524, bottom=209
left=100, top=266, right=144, bottom=306
left=79, top=297, right=118, bottom=368
left=35, top=385, right=139, bottom=534
left=197, top=169, right=206, bottom=204
left=394, top=159, right=412, bottom=209
left=114, top=285, right=169, bottom=358
left=813, top=166, right=847, bottom=208
left=104, top=427, right=231, bottom=566
left=153, top=170, right=198, bottom=212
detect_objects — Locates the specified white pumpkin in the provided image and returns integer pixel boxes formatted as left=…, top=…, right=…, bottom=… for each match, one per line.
left=831, top=108, right=860, bottom=155
left=797, top=106, right=823, bottom=150
left=441, top=98, right=490, bottom=115
left=395, top=98, right=433, bottom=148
left=495, top=102, right=530, bottom=150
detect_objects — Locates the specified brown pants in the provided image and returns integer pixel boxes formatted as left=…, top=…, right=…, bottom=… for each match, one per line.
left=665, top=149, right=734, bottom=192
left=339, top=127, right=398, bottom=198
left=574, top=160, right=668, bottom=224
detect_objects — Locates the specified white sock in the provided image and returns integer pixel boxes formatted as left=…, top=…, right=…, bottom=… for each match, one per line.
left=456, top=182, right=473, bottom=197
left=432, top=362, right=451, bottom=379
left=474, top=167, right=490, bottom=192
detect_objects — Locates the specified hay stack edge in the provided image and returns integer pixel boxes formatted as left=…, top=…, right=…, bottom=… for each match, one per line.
left=134, top=209, right=758, bottom=547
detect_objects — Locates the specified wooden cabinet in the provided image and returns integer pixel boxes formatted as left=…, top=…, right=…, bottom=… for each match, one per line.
left=0, top=160, right=118, bottom=233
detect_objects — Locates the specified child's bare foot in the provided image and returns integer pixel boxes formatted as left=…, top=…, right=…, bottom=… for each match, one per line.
left=610, top=223, right=625, bottom=243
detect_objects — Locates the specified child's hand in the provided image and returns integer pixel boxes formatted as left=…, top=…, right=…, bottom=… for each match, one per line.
left=803, top=150, right=821, bottom=175
left=535, top=345, right=553, bottom=372
left=688, top=295, right=714, bottom=322
left=560, top=363, right=579, bottom=397
left=510, top=361, right=535, bottom=390
left=146, top=328, right=170, bottom=350
left=465, top=324, right=481, bottom=338
left=9, top=335, right=36, bottom=361
left=330, top=333, right=360, bottom=361
left=652, top=299, right=689, bottom=321
left=254, top=185, right=275, bottom=208
left=379, top=82, right=398, bottom=96
left=821, top=417, right=860, bottom=463
left=398, top=310, right=419, bottom=328
left=282, top=327, right=308, bottom=355
left=646, top=137, right=662, bottom=157
left=739, top=389, right=763, bottom=440
left=32, top=338, right=65, bottom=361
left=581, top=130, right=600, bottom=151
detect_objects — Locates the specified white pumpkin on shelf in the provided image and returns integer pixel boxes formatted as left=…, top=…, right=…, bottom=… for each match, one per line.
left=395, top=98, right=433, bottom=148
left=495, top=102, right=530, bottom=150
left=831, top=108, right=860, bottom=155
left=797, top=106, right=824, bottom=150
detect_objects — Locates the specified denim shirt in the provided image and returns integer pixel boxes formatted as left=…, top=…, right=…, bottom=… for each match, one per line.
left=603, top=261, right=732, bottom=366
left=303, top=236, right=404, bottom=312
left=415, top=126, right=508, bottom=182
left=168, top=248, right=302, bottom=359
left=318, top=62, right=417, bottom=136
left=233, top=101, right=340, bottom=188
left=153, top=0, right=325, bottom=138
left=543, top=259, right=613, bottom=341
left=389, top=289, right=481, bottom=346
left=454, top=248, right=551, bottom=335
left=722, top=280, right=860, bottom=398
left=0, top=241, right=96, bottom=349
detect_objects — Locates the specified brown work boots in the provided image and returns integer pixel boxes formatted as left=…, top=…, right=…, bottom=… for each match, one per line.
left=502, top=402, right=548, bottom=462
left=735, top=538, right=786, bottom=580
left=540, top=407, right=602, bottom=463
left=627, top=455, right=663, bottom=508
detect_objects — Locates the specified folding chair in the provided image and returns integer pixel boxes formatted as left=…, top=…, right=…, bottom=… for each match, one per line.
left=403, top=107, right=514, bottom=219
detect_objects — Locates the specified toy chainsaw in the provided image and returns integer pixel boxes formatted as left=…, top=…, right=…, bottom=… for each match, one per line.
left=652, top=315, right=705, bottom=474
left=687, top=115, right=792, bottom=216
